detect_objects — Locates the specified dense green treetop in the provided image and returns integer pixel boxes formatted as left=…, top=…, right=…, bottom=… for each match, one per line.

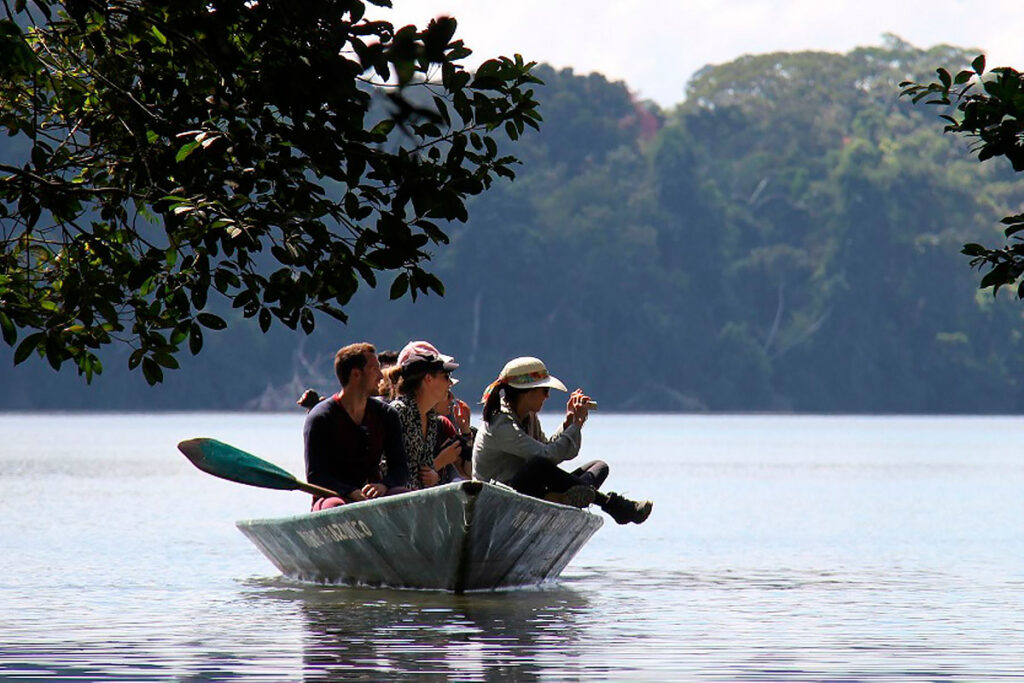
left=0, top=0, right=540, bottom=384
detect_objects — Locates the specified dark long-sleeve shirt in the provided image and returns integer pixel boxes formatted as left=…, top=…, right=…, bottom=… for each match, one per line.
left=303, top=395, right=409, bottom=498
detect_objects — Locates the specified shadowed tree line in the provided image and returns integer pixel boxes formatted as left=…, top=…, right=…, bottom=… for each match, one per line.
left=2, top=35, right=1023, bottom=412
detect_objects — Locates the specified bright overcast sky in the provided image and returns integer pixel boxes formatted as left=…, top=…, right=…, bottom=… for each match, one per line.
left=374, top=0, right=1024, bottom=107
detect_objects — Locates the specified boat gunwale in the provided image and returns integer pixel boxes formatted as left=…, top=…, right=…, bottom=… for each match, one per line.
left=235, top=480, right=602, bottom=529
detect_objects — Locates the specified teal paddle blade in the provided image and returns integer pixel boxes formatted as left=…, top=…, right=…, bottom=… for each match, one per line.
left=178, top=437, right=301, bottom=491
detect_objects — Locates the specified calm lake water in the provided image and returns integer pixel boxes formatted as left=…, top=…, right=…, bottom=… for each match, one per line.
left=1, top=413, right=1022, bottom=681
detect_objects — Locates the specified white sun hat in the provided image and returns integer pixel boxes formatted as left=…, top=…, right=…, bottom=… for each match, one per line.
left=499, top=357, right=567, bottom=392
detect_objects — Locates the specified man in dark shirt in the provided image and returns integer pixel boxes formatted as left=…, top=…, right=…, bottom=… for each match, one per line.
left=303, top=342, right=409, bottom=508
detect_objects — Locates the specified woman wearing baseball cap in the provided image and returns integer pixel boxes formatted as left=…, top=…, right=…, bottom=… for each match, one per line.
left=385, top=341, right=466, bottom=490
left=472, top=356, right=652, bottom=524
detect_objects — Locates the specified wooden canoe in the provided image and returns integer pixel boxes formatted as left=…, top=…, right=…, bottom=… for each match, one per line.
left=236, top=480, right=603, bottom=592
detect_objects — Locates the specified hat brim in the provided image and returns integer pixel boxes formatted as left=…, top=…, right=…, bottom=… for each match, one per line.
left=402, top=357, right=459, bottom=376
left=435, top=353, right=459, bottom=372
left=507, top=375, right=567, bottom=392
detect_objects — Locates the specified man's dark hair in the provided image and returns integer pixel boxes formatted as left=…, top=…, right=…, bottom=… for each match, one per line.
left=377, top=349, right=399, bottom=367
left=335, top=342, right=376, bottom=386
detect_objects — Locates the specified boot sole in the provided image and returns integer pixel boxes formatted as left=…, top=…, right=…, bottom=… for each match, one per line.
left=632, top=500, right=653, bottom=524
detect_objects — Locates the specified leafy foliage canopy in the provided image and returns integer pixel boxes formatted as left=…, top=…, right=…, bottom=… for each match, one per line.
left=901, top=57, right=1024, bottom=297
left=0, top=0, right=540, bottom=383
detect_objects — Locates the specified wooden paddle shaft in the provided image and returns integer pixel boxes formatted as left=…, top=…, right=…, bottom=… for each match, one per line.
left=295, top=480, right=339, bottom=498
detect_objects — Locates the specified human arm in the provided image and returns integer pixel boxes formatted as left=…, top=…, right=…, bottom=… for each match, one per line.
left=452, top=458, right=472, bottom=480
left=432, top=416, right=463, bottom=469
left=451, top=399, right=472, bottom=435
left=433, top=440, right=462, bottom=469
left=380, top=402, right=412, bottom=489
left=419, top=466, right=441, bottom=487
left=451, top=399, right=477, bottom=454
left=487, top=412, right=582, bottom=465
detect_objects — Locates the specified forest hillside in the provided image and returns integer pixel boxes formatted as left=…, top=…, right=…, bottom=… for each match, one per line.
left=2, top=37, right=1022, bottom=412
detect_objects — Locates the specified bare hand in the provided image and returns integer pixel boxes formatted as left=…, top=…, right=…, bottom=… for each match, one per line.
left=420, top=466, right=440, bottom=488
left=565, top=388, right=591, bottom=427
left=453, top=459, right=472, bottom=481
left=361, top=482, right=387, bottom=499
left=433, top=440, right=462, bottom=469
left=452, top=399, right=472, bottom=432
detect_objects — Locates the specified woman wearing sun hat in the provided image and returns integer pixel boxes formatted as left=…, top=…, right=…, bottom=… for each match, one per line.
left=472, top=356, right=652, bottom=525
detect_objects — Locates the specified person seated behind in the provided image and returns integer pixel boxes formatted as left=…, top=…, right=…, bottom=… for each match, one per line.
left=433, top=386, right=473, bottom=481
left=385, top=341, right=464, bottom=490
left=444, top=384, right=475, bottom=444
left=297, top=388, right=322, bottom=410
left=376, top=349, right=399, bottom=400
left=303, top=343, right=410, bottom=510
left=297, top=349, right=399, bottom=410
left=472, top=356, right=652, bottom=525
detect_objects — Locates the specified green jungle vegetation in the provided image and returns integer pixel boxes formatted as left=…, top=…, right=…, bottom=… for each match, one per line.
left=0, top=0, right=542, bottom=386
left=3, top=35, right=1023, bottom=412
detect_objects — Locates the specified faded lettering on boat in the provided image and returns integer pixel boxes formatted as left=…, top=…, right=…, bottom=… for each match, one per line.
left=510, top=510, right=536, bottom=529
left=298, top=520, right=373, bottom=547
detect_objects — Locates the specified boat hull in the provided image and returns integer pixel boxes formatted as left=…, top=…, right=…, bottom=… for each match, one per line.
left=236, top=481, right=603, bottom=592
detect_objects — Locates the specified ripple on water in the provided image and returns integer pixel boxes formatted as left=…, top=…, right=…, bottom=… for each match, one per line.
left=5, top=414, right=1024, bottom=680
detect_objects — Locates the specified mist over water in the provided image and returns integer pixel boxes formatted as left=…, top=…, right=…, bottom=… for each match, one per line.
left=2, top=413, right=1022, bottom=680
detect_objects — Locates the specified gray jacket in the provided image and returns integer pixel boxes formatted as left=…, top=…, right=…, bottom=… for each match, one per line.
left=472, top=403, right=582, bottom=484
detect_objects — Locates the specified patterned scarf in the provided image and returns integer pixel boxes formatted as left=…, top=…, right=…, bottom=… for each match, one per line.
left=390, top=396, right=439, bottom=490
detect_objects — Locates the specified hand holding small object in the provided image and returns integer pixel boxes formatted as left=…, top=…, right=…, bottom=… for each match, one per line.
left=361, top=482, right=386, bottom=499
left=420, top=465, right=440, bottom=487
left=565, top=389, right=592, bottom=426
left=433, top=439, right=462, bottom=469
left=452, top=399, right=472, bottom=432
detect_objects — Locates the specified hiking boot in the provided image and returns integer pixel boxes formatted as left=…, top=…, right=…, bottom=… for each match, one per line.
left=600, top=492, right=653, bottom=524
left=544, top=485, right=596, bottom=508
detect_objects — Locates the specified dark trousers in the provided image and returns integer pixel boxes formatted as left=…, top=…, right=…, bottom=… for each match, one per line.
left=507, top=457, right=609, bottom=499
left=571, top=460, right=609, bottom=489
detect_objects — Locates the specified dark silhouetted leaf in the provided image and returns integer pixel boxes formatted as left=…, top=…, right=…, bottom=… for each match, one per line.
left=13, top=332, right=43, bottom=365
left=142, top=357, right=163, bottom=385
left=197, top=313, right=227, bottom=330
left=0, top=311, right=15, bottom=346
left=389, top=272, right=409, bottom=299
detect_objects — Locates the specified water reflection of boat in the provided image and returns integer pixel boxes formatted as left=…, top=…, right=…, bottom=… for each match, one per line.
left=294, top=585, right=591, bottom=681
left=237, top=480, right=603, bottom=592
